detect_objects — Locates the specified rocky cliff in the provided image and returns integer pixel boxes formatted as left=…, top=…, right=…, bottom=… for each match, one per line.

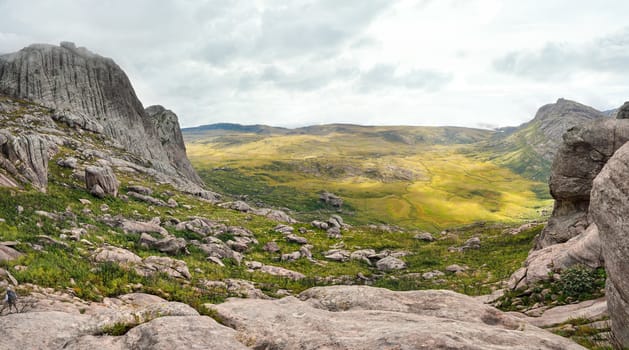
left=0, top=42, right=200, bottom=184
left=510, top=102, right=629, bottom=347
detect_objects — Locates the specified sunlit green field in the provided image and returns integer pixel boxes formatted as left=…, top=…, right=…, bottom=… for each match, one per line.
left=185, top=125, right=553, bottom=230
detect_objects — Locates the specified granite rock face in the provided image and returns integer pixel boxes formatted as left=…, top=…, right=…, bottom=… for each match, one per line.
left=0, top=42, right=200, bottom=184
left=591, top=142, right=629, bottom=347
left=0, top=131, right=50, bottom=191
left=536, top=118, right=629, bottom=249
left=145, top=105, right=202, bottom=184
left=210, top=285, right=585, bottom=350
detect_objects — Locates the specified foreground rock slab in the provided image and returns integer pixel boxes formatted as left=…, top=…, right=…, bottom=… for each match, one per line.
left=210, top=285, right=585, bottom=350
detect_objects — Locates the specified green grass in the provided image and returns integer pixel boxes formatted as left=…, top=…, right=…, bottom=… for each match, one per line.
left=185, top=131, right=553, bottom=230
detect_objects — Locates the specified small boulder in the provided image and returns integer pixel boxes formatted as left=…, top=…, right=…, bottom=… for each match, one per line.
left=376, top=256, right=407, bottom=271
left=85, top=166, right=118, bottom=198
left=263, top=241, right=280, bottom=253
left=446, top=264, right=468, bottom=273
left=286, top=234, right=308, bottom=245
left=414, top=232, right=434, bottom=242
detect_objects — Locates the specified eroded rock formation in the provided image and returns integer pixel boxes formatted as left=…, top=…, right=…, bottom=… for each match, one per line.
left=0, top=42, right=201, bottom=184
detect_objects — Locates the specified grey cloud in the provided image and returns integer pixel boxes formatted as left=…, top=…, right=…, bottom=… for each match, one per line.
left=358, top=64, right=452, bottom=92
left=255, top=0, right=391, bottom=57
left=494, top=27, right=629, bottom=80
left=239, top=63, right=359, bottom=92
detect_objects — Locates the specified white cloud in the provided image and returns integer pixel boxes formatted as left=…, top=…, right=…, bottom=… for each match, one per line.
left=1, top=0, right=629, bottom=128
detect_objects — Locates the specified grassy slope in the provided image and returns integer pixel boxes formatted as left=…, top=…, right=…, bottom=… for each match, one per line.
left=0, top=147, right=543, bottom=305
left=186, top=128, right=553, bottom=231
left=0, top=99, right=545, bottom=310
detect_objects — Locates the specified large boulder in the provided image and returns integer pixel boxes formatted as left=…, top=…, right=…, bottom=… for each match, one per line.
left=85, top=166, right=119, bottom=198
left=210, top=285, right=584, bottom=349
left=591, top=141, right=629, bottom=347
left=0, top=244, right=23, bottom=262
left=0, top=131, right=50, bottom=191
left=536, top=118, right=629, bottom=249
left=0, top=304, right=247, bottom=349
left=509, top=223, right=603, bottom=289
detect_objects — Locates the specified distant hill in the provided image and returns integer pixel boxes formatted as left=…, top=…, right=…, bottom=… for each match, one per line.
left=183, top=123, right=494, bottom=146
left=470, top=98, right=608, bottom=181
left=182, top=98, right=612, bottom=228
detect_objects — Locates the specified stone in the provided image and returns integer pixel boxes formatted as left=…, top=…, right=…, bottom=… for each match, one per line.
left=218, top=200, right=252, bottom=212
left=446, top=264, right=467, bottom=273
left=376, top=256, right=407, bottom=271
left=222, top=279, right=269, bottom=299
left=273, top=224, right=294, bottom=235
left=139, top=234, right=187, bottom=255
left=285, top=234, right=308, bottom=245
left=259, top=265, right=305, bottom=280
left=127, top=185, right=153, bottom=195
left=102, top=216, right=168, bottom=236
left=127, top=191, right=168, bottom=206
left=139, top=256, right=191, bottom=279
left=92, top=245, right=143, bottom=267
left=311, top=220, right=329, bottom=230
left=56, top=157, right=78, bottom=169
left=319, top=191, right=343, bottom=208
left=323, top=249, right=350, bottom=262
left=326, top=226, right=342, bottom=239
left=0, top=245, right=23, bottom=262
left=209, top=285, right=585, bottom=349
left=253, top=208, right=296, bottom=223
left=422, top=270, right=445, bottom=280
left=591, top=141, right=629, bottom=347
left=525, top=297, right=607, bottom=328
left=328, top=215, right=344, bottom=228
left=463, top=236, right=481, bottom=249
left=85, top=166, right=118, bottom=198
left=0, top=132, right=49, bottom=191
left=263, top=241, right=280, bottom=253
left=194, top=238, right=242, bottom=265
left=414, top=232, right=434, bottom=241
left=508, top=223, right=603, bottom=289
left=281, top=251, right=301, bottom=262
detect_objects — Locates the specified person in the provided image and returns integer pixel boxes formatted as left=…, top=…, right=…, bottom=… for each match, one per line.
left=2, top=288, right=18, bottom=314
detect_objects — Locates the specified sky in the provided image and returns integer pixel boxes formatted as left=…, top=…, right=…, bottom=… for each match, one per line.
left=1, top=0, right=629, bottom=129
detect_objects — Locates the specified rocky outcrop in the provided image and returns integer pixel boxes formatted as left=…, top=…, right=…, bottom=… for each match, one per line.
left=0, top=42, right=201, bottom=184
left=536, top=118, right=629, bottom=249
left=0, top=292, right=247, bottom=349
left=0, top=131, right=50, bottom=191
left=509, top=223, right=603, bottom=289
left=209, top=285, right=585, bottom=349
left=91, top=245, right=191, bottom=279
left=145, top=105, right=202, bottom=184
left=85, top=166, right=118, bottom=198
left=510, top=118, right=629, bottom=289
left=591, top=142, right=629, bottom=347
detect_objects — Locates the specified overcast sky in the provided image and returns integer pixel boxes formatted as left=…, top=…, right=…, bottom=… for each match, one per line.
left=1, top=0, right=628, bottom=129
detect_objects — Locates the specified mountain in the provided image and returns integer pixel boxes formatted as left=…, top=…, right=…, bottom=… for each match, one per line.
left=472, top=98, right=607, bottom=181
left=0, top=42, right=200, bottom=185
